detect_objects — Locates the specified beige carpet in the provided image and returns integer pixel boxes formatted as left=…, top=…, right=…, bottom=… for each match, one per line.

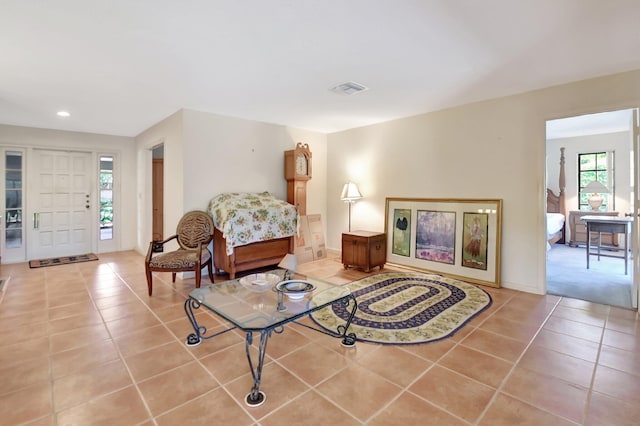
left=546, top=244, right=632, bottom=308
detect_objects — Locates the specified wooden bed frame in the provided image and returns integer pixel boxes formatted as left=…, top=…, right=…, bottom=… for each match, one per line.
left=547, top=147, right=566, bottom=245
left=213, top=227, right=294, bottom=279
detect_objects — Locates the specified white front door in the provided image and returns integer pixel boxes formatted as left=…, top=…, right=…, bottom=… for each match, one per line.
left=28, top=149, right=94, bottom=259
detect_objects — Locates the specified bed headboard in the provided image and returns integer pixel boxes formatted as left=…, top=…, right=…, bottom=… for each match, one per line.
left=547, top=147, right=566, bottom=214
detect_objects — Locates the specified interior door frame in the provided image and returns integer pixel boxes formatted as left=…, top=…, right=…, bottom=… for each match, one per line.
left=632, top=108, right=639, bottom=310
left=152, top=157, right=163, bottom=242
left=545, top=108, right=638, bottom=311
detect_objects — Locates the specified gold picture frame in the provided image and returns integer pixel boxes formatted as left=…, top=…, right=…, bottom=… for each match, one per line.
left=385, top=197, right=503, bottom=288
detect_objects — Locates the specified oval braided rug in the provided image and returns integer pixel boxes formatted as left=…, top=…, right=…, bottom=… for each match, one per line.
left=310, top=271, right=492, bottom=345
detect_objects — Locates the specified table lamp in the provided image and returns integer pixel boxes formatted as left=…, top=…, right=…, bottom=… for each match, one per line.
left=583, top=180, right=610, bottom=210
left=278, top=253, right=298, bottom=280
left=340, top=182, right=363, bottom=232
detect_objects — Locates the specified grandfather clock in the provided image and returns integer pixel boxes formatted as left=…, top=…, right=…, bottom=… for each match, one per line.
left=284, top=143, right=311, bottom=215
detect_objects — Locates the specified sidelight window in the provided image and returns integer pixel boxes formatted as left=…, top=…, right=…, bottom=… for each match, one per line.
left=4, top=152, right=23, bottom=249
left=100, top=156, right=113, bottom=240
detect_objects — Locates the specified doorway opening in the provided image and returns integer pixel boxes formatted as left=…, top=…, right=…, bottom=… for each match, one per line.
left=152, top=145, right=164, bottom=250
left=546, top=109, right=635, bottom=308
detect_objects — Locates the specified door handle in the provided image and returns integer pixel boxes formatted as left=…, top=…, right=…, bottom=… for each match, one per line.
left=33, top=212, right=39, bottom=229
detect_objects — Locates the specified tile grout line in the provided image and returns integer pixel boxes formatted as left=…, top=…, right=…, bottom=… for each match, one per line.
left=580, top=309, right=610, bottom=425
left=286, top=342, right=378, bottom=425
left=3, top=253, right=637, bottom=425
left=361, top=289, right=519, bottom=425
left=472, top=295, right=567, bottom=425
left=86, top=264, right=163, bottom=425
left=41, top=263, right=156, bottom=425
left=45, top=268, right=57, bottom=426
left=0, top=277, right=9, bottom=306
left=109, top=268, right=270, bottom=424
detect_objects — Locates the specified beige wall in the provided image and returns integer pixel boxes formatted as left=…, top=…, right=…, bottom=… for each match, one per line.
left=135, top=110, right=184, bottom=253
left=14, top=68, right=635, bottom=295
left=327, top=69, right=640, bottom=294
left=135, top=109, right=327, bottom=253
left=182, top=110, right=326, bottom=213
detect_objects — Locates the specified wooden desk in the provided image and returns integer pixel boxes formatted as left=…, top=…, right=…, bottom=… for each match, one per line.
left=582, top=216, right=633, bottom=275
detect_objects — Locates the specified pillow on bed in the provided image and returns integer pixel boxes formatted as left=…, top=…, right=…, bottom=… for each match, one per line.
left=547, top=212, right=565, bottom=236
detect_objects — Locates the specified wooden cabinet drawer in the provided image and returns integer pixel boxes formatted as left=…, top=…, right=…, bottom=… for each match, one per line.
left=568, top=211, right=619, bottom=247
left=342, top=231, right=386, bottom=272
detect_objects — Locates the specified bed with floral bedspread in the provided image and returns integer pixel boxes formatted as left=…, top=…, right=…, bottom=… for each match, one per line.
left=207, top=192, right=297, bottom=278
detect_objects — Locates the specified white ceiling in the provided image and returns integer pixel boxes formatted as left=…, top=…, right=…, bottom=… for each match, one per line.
left=1, top=1, right=640, bottom=137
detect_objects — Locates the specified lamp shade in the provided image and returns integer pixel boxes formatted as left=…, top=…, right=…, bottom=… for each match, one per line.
left=340, top=182, right=363, bottom=202
left=583, top=180, right=610, bottom=194
left=277, top=253, right=298, bottom=272
left=583, top=180, right=609, bottom=211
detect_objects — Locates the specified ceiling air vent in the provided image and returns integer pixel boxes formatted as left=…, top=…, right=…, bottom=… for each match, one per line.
left=330, top=81, right=369, bottom=95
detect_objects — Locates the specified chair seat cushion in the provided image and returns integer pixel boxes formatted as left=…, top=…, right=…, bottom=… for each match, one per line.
left=149, top=249, right=211, bottom=269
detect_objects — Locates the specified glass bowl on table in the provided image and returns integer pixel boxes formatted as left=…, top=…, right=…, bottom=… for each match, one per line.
left=239, top=273, right=281, bottom=292
left=275, top=280, right=316, bottom=300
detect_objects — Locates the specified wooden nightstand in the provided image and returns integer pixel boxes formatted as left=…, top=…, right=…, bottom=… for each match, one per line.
left=342, top=231, right=386, bottom=272
left=568, top=210, right=619, bottom=247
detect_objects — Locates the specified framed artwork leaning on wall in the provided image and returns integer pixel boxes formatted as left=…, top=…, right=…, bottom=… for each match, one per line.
left=384, top=197, right=503, bottom=288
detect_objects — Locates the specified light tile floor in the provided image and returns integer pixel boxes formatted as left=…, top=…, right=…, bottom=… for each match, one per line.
left=1, top=250, right=639, bottom=425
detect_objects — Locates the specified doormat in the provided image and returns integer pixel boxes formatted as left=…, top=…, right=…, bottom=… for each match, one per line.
left=311, top=271, right=492, bottom=345
left=29, top=253, right=99, bottom=269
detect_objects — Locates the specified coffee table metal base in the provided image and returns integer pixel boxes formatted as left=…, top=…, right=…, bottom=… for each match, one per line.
left=246, top=391, right=266, bottom=407
left=245, top=330, right=270, bottom=407
left=184, top=295, right=357, bottom=407
left=184, top=298, right=238, bottom=346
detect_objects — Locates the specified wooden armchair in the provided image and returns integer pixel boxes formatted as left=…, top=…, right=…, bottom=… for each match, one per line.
left=145, top=210, right=215, bottom=296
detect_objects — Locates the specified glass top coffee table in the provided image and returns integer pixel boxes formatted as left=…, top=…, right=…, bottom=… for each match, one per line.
left=183, top=269, right=357, bottom=407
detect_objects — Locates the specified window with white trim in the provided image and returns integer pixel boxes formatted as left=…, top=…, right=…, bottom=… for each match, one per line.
left=578, top=151, right=614, bottom=211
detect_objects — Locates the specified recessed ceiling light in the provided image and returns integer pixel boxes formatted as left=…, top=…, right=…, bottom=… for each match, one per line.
left=57, top=111, right=70, bottom=117
left=330, top=81, right=369, bottom=95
